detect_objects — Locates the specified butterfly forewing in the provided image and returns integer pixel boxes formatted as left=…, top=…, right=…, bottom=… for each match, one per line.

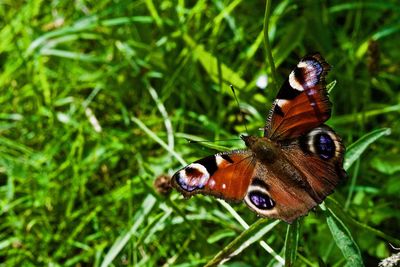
left=171, top=151, right=256, bottom=202
left=265, top=53, right=332, bottom=140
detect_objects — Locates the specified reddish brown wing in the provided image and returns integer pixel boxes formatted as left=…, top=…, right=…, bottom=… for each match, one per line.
left=171, top=150, right=256, bottom=202
left=265, top=53, right=332, bottom=141
left=281, top=125, right=346, bottom=201
left=244, top=163, right=318, bottom=223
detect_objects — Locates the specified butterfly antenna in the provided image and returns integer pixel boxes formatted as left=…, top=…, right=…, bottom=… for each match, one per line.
left=186, top=138, right=241, bottom=144
left=230, top=85, right=249, bottom=135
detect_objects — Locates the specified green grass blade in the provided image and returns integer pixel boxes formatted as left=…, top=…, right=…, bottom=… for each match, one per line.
left=344, top=128, right=391, bottom=170
left=0, top=237, right=19, bottom=251
left=284, top=219, right=300, bottom=267
left=131, top=116, right=186, bottom=166
left=325, top=197, right=400, bottom=247
left=212, top=0, right=242, bottom=26
left=371, top=155, right=400, bottom=175
left=41, top=48, right=106, bottom=62
left=272, top=18, right=306, bottom=67
left=263, top=0, right=278, bottom=92
left=329, top=2, right=399, bottom=13
left=27, top=15, right=152, bottom=55
left=327, top=80, right=337, bottom=93
left=100, top=195, right=156, bottom=267
left=324, top=204, right=364, bottom=267
left=144, top=0, right=163, bottom=27
left=204, top=219, right=282, bottom=266
left=331, top=104, right=400, bottom=125
left=183, top=34, right=247, bottom=90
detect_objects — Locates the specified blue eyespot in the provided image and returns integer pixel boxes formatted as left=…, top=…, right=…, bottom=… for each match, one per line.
left=174, top=167, right=206, bottom=192
left=176, top=173, right=198, bottom=192
left=249, top=191, right=275, bottom=210
left=316, top=133, right=335, bottom=160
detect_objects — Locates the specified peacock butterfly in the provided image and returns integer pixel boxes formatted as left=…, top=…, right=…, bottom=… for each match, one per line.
left=171, top=53, right=346, bottom=223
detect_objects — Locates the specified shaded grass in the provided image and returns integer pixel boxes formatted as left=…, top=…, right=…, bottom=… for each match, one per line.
left=0, top=0, right=399, bottom=266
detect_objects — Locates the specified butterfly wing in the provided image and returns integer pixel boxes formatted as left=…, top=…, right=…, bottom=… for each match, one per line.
left=171, top=150, right=256, bottom=202
left=244, top=125, right=346, bottom=223
left=265, top=53, right=332, bottom=140
left=281, top=125, right=347, bottom=201
left=244, top=163, right=318, bottom=223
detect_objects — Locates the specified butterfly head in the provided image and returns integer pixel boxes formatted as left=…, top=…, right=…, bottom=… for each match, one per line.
left=240, top=135, right=255, bottom=147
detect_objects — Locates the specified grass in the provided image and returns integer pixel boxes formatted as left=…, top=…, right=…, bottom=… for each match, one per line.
left=0, top=0, right=399, bottom=266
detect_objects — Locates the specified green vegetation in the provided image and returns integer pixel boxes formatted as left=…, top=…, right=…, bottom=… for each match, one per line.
left=1, top=0, right=399, bottom=266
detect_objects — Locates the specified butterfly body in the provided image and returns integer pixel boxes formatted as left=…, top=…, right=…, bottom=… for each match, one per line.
left=171, top=54, right=346, bottom=223
left=241, top=135, right=279, bottom=164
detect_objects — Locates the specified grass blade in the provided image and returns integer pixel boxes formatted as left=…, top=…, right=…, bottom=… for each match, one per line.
left=323, top=204, right=364, bottom=267
left=272, top=18, right=306, bottom=67
left=326, top=197, right=400, bottom=247
left=183, top=34, right=247, bottom=90
left=284, top=220, right=300, bottom=267
left=344, top=128, right=391, bottom=170
left=131, top=116, right=186, bottom=166
left=331, top=104, right=400, bottom=125
left=263, top=0, right=278, bottom=91
left=100, top=195, right=156, bottom=267
left=204, top=219, right=282, bottom=266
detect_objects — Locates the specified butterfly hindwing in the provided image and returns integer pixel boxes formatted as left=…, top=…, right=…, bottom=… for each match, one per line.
left=281, top=125, right=347, bottom=201
left=244, top=163, right=318, bottom=223
left=265, top=53, right=332, bottom=140
left=171, top=150, right=256, bottom=202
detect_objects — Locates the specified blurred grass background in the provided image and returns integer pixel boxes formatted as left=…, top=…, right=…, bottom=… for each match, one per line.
left=0, top=0, right=399, bottom=266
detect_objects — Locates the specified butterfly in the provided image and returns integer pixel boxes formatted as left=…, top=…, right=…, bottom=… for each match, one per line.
left=171, top=54, right=346, bottom=223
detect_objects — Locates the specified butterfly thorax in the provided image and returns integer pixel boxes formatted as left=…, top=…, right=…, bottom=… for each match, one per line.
left=241, top=135, right=279, bottom=164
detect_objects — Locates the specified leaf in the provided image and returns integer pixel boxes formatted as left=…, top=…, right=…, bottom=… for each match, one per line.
left=325, top=197, right=400, bottom=247
left=204, top=219, right=282, bottom=267
left=284, top=220, right=300, bottom=267
left=344, top=128, right=391, bottom=170
left=207, top=229, right=236, bottom=244
left=183, top=34, right=247, bottom=90
left=329, top=2, right=398, bottom=13
left=331, top=104, right=400, bottom=125
left=324, top=204, right=364, bottom=267
left=371, top=155, right=400, bottom=175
